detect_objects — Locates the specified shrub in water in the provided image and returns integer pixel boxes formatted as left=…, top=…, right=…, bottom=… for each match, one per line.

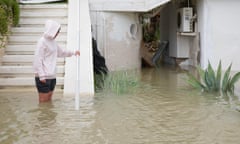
left=101, top=70, right=139, bottom=95
left=187, top=60, right=240, bottom=94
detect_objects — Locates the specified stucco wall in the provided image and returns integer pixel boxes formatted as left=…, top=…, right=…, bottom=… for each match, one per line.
left=90, top=11, right=142, bottom=71
left=64, top=0, right=94, bottom=95
left=89, top=0, right=170, bottom=12
left=198, top=0, right=240, bottom=71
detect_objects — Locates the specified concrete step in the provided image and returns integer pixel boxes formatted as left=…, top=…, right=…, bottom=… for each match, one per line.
left=19, top=4, right=67, bottom=27
left=19, top=3, right=68, bottom=9
left=0, top=77, right=64, bottom=86
left=19, top=17, right=67, bottom=25
left=0, top=3, right=68, bottom=89
left=2, top=55, right=65, bottom=65
left=20, top=9, right=67, bottom=17
left=8, top=35, right=67, bottom=44
left=10, top=27, right=67, bottom=34
left=8, top=40, right=66, bottom=46
left=5, top=44, right=67, bottom=55
left=18, top=23, right=67, bottom=28
left=0, top=65, right=64, bottom=77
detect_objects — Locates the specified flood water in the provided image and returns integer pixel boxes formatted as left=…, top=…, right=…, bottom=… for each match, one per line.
left=1, top=66, right=240, bottom=144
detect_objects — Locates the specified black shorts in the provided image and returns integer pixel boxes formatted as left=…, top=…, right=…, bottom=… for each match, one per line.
left=35, top=77, right=56, bottom=93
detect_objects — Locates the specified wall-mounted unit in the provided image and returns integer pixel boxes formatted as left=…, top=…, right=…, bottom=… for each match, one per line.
left=177, top=7, right=193, bottom=32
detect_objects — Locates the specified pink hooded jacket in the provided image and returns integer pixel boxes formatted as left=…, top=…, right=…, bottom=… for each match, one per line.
left=33, top=20, right=74, bottom=80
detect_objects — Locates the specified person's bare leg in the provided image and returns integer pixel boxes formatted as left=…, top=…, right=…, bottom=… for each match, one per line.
left=39, top=92, right=51, bottom=103
left=48, top=91, right=53, bottom=101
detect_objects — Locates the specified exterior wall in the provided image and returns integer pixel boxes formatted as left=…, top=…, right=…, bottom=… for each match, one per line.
left=62, top=0, right=240, bottom=94
left=197, top=0, right=207, bottom=69
left=198, top=0, right=240, bottom=71
left=90, top=11, right=142, bottom=71
left=89, top=0, right=240, bottom=72
left=64, top=0, right=94, bottom=95
left=89, top=0, right=170, bottom=12
left=89, top=0, right=174, bottom=71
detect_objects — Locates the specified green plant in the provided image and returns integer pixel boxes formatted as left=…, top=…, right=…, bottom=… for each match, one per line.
left=94, top=72, right=106, bottom=91
left=0, top=0, right=19, bottom=48
left=187, top=60, right=240, bottom=94
left=142, top=19, right=160, bottom=43
left=0, top=6, right=8, bottom=36
left=0, top=0, right=19, bottom=35
left=102, top=70, right=139, bottom=95
left=10, top=0, right=20, bottom=26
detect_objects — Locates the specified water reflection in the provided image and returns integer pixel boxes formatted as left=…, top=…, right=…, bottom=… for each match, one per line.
left=0, top=66, right=240, bottom=144
left=36, top=102, right=57, bottom=128
left=30, top=102, right=57, bottom=144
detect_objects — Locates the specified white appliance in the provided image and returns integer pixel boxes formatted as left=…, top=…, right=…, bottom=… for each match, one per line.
left=177, top=7, right=193, bottom=32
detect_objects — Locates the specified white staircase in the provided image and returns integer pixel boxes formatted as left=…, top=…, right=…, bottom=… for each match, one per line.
left=0, top=3, right=68, bottom=89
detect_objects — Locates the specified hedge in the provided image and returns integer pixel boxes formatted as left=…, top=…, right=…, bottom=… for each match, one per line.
left=0, top=0, right=20, bottom=36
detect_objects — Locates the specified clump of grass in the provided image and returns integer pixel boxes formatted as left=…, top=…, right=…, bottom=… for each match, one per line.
left=94, top=72, right=106, bottom=91
left=187, top=60, right=240, bottom=94
left=101, top=70, right=140, bottom=95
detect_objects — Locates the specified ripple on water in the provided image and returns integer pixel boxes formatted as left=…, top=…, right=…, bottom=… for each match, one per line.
left=1, top=67, right=240, bottom=143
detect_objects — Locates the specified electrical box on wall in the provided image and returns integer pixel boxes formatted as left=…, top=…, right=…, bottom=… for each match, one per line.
left=177, top=7, right=193, bottom=32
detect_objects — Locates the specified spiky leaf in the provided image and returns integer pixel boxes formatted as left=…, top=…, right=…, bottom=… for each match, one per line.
left=229, top=72, right=240, bottom=92
left=204, top=70, right=213, bottom=91
left=222, top=64, right=232, bottom=92
left=230, top=72, right=240, bottom=86
left=207, top=61, right=217, bottom=91
left=187, top=73, right=206, bottom=90
left=196, top=65, right=205, bottom=81
left=216, top=60, right=222, bottom=90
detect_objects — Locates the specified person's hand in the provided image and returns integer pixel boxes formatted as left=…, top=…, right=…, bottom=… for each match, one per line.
left=75, top=51, right=80, bottom=56
left=40, top=79, right=46, bottom=83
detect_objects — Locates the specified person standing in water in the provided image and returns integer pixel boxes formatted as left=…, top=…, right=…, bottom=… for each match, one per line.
left=33, top=20, right=80, bottom=103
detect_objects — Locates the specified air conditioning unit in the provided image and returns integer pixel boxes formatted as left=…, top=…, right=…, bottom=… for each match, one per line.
left=177, top=7, right=193, bottom=32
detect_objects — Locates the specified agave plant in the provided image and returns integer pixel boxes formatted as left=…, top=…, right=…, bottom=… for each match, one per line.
left=187, top=61, right=240, bottom=94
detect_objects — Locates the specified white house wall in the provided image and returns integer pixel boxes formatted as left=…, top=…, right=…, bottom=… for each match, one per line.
left=64, top=0, right=94, bottom=95
left=90, top=11, right=142, bottom=71
left=146, top=0, right=172, bottom=11
left=197, top=0, right=207, bottom=69
left=89, top=0, right=170, bottom=12
left=89, top=0, right=145, bottom=11
left=198, top=0, right=240, bottom=71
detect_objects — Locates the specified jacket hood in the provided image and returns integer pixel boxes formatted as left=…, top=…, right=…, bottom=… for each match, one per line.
left=43, top=20, right=61, bottom=39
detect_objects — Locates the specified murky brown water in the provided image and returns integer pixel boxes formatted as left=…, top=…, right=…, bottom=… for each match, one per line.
left=1, top=66, right=240, bottom=144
